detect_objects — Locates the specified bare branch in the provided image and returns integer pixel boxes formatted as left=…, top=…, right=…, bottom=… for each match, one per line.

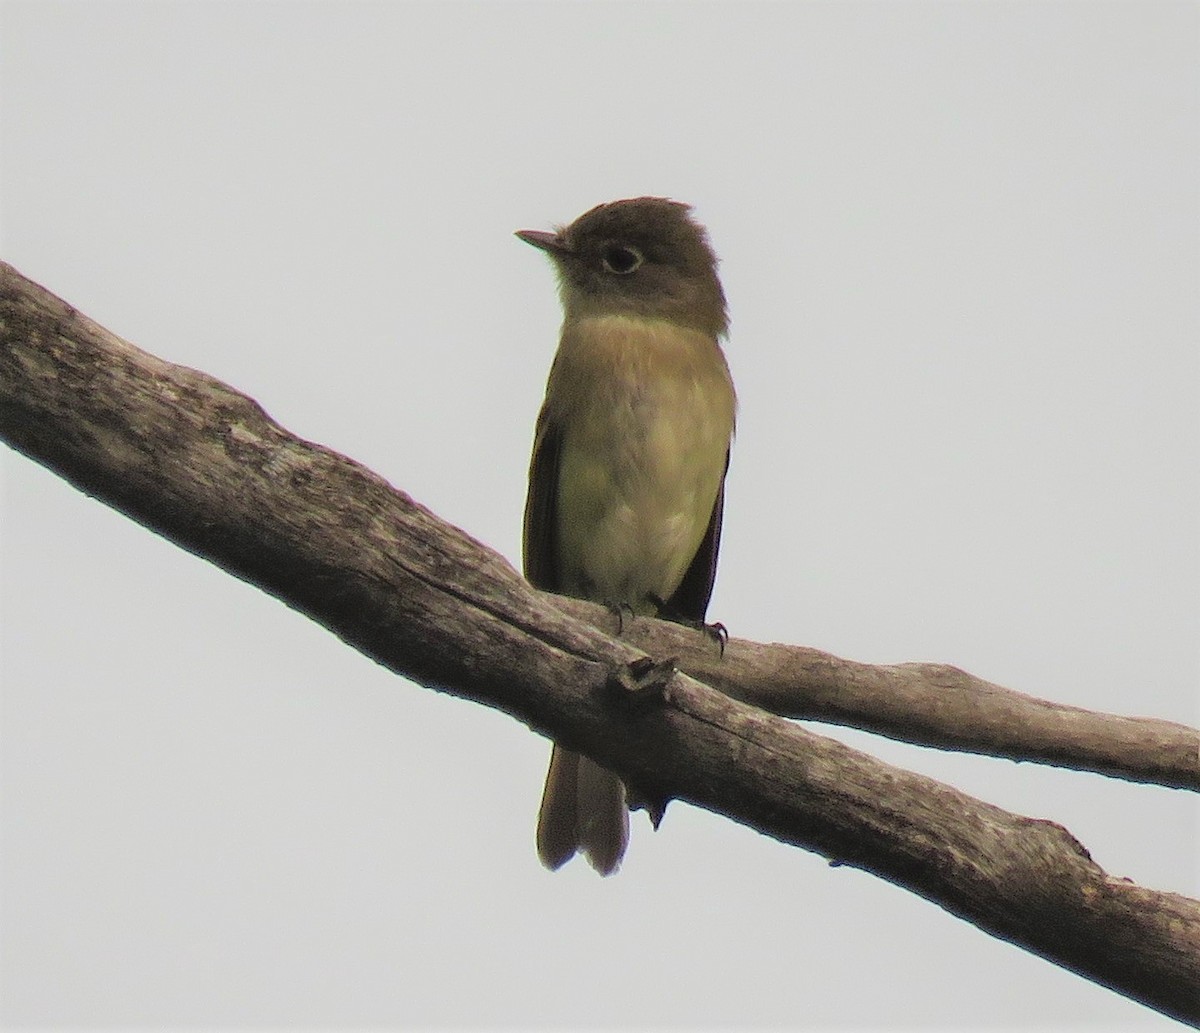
left=549, top=597, right=1200, bottom=791
left=2, top=262, right=1198, bottom=1026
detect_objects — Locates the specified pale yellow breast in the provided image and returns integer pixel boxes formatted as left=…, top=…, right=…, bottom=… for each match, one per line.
left=544, top=314, right=735, bottom=610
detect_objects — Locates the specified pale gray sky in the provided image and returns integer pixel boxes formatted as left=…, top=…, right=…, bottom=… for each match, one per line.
left=1, top=1, right=1197, bottom=1029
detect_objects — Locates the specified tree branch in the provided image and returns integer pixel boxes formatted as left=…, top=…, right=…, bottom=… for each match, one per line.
left=2, top=262, right=1197, bottom=1026
left=550, top=598, right=1200, bottom=791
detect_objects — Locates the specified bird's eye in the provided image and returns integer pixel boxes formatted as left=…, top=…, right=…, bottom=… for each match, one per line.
left=601, top=245, right=643, bottom=275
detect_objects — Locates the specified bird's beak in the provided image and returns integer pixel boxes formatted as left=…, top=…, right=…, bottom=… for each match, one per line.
left=515, top=229, right=568, bottom=254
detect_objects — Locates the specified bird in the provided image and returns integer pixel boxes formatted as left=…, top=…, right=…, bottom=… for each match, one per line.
left=516, top=197, right=736, bottom=875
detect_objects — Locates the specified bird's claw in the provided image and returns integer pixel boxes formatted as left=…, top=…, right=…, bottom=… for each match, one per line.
left=705, top=621, right=729, bottom=655
left=604, top=601, right=636, bottom=635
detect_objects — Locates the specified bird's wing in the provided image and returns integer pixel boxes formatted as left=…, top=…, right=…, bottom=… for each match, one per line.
left=522, top=405, right=562, bottom=591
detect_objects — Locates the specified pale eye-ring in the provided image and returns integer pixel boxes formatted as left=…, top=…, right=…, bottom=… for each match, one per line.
left=601, top=245, right=643, bottom=275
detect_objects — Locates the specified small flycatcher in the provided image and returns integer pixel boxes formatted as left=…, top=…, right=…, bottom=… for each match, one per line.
left=517, top=198, right=736, bottom=875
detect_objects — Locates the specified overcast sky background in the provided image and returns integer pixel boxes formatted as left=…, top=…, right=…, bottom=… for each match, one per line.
left=1, top=2, right=1197, bottom=1030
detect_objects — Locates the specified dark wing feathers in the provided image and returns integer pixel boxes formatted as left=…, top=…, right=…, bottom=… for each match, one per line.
left=522, top=408, right=562, bottom=592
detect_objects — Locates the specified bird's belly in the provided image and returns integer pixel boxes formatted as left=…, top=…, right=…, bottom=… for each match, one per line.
left=555, top=383, right=728, bottom=612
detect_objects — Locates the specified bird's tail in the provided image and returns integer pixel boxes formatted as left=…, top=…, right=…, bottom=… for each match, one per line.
left=536, top=745, right=629, bottom=876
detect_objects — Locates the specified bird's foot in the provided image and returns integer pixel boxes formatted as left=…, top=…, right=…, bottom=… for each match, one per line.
left=647, top=595, right=730, bottom=655
left=703, top=621, right=729, bottom=655
left=604, top=600, right=637, bottom=635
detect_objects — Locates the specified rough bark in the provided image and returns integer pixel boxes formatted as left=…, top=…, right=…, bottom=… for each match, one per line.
left=551, top=598, right=1200, bottom=791
left=2, top=262, right=1198, bottom=1026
